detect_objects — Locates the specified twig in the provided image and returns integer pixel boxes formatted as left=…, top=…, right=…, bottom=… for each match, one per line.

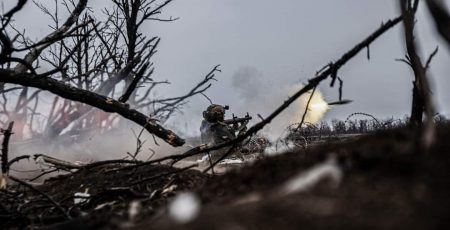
left=128, top=163, right=197, bottom=186
left=1, top=0, right=27, bottom=29
left=146, top=149, right=156, bottom=161
left=13, top=0, right=89, bottom=73
left=119, top=62, right=150, bottom=103
left=202, top=144, right=238, bottom=173
left=257, top=114, right=265, bottom=121
left=200, top=92, right=213, bottom=104
left=338, top=77, right=344, bottom=101
left=7, top=155, right=30, bottom=168
left=295, top=86, right=317, bottom=132
left=425, top=46, right=439, bottom=70
left=206, top=152, right=216, bottom=175
left=27, top=168, right=59, bottom=181
left=395, top=55, right=413, bottom=68
left=129, top=127, right=147, bottom=161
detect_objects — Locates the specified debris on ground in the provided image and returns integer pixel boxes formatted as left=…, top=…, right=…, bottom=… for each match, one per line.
left=1, top=124, right=450, bottom=229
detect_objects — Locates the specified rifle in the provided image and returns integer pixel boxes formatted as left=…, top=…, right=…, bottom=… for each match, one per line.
left=223, top=113, right=252, bottom=125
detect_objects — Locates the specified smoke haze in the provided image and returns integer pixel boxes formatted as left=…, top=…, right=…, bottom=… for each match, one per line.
left=230, top=66, right=328, bottom=140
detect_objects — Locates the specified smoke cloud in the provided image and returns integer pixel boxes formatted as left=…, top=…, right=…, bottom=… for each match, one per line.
left=231, top=66, right=328, bottom=140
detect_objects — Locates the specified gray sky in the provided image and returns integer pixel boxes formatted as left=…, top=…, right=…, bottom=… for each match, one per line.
left=149, top=0, right=450, bottom=136
left=4, top=0, right=450, bottom=137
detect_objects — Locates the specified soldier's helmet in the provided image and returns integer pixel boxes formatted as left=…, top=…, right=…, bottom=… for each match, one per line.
left=203, top=104, right=228, bottom=122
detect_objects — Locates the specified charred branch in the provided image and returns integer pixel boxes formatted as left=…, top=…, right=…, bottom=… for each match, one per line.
left=294, top=86, right=317, bottom=132
left=128, top=163, right=197, bottom=187
left=119, top=62, right=149, bottom=103
left=425, top=46, right=439, bottom=70
left=426, top=0, right=450, bottom=50
left=0, top=69, right=185, bottom=146
left=33, top=154, right=83, bottom=170
left=1, top=0, right=27, bottom=28
left=1, top=122, right=14, bottom=176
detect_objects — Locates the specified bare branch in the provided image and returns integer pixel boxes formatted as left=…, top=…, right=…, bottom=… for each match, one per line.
left=426, top=0, right=450, bottom=49
left=1, top=0, right=28, bottom=28
left=151, top=65, right=220, bottom=118
left=425, top=46, right=439, bottom=70
left=14, top=0, right=89, bottom=73
left=119, top=62, right=149, bottom=103
left=0, top=69, right=185, bottom=146
left=294, top=86, right=317, bottom=132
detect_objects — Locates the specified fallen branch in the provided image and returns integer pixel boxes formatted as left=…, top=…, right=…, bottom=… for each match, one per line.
left=128, top=163, right=197, bottom=187
left=82, top=159, right=141, bottom=170
left=0, top=70, right=185, bottom=146
left=34, top=154, right=83, bottom=170
left=202, top=144, right=239, bottom=174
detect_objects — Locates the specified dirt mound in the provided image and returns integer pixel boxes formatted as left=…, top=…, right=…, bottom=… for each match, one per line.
left=1, top=125, right=450, bottom=229
left=1, top=163, right=208, bottom=229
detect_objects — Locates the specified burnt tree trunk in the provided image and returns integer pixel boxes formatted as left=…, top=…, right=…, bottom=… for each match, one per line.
left=410, top=81, right=424, bottom=126
left=1, top=122, right=14, bottom=175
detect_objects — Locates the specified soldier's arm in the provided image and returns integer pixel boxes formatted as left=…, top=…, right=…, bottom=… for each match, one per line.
left=213, top=123, right=236, bottom=142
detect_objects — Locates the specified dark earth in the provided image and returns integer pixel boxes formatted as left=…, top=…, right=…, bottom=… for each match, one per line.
left=1, top=124, right=450, bottom=229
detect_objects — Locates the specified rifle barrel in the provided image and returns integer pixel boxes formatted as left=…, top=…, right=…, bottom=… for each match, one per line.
left=223, top=116, right=252, bottom=124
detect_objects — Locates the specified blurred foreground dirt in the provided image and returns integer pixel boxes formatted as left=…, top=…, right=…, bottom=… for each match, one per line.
left=1, top=124, right=450, bottom=229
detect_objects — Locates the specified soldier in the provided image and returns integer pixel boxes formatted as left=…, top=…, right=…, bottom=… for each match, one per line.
left=200, top=104, right=249, bottom=162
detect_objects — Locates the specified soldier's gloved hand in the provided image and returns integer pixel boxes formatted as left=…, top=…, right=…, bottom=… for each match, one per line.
left=237, top=120, right=249, bottom=131
left=238, top=126, right=247, bottom=136
left=232, top=122, right=239, bottom=131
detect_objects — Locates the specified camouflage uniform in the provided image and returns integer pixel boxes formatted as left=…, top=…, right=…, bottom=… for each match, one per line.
left=200, top=104, right=237, bottom=162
